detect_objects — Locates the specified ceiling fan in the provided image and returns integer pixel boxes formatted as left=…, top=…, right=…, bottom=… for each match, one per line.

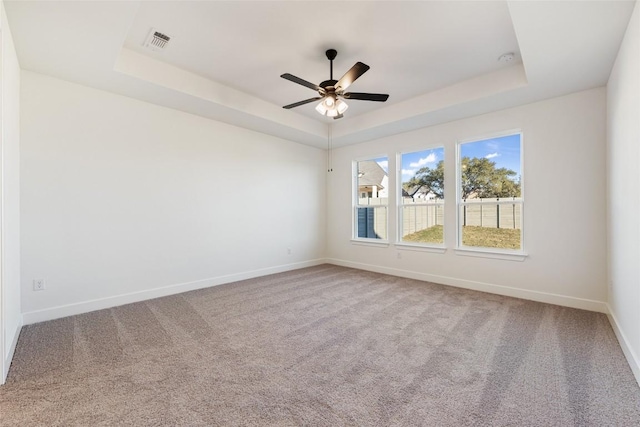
left=281, top=49, right=389, bottom=120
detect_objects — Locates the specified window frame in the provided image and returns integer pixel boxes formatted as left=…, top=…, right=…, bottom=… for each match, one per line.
left=351, top=156, right=390, bottom=245
left=395, top=147, right=446, bottom=253
left=455, top=130, right=527, bottom=261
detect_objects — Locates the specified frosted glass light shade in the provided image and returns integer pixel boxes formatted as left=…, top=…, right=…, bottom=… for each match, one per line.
left=315, top=96, right=348, bottom=117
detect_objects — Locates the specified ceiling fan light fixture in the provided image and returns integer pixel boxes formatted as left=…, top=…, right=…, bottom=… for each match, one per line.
left=315, top=102, right=328, bottom=115
left=326, top=108, right=339, bottom=118
left=316, top=96, right=348, bottom=117
left=324, top=95, right=335, bottom=107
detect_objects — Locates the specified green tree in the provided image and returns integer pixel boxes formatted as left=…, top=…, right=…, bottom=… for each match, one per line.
left=460, top=157, right=520, bottom=199
left=405, top=160, right=445, bottom=199
left=406, top=157, right=520, bottom=200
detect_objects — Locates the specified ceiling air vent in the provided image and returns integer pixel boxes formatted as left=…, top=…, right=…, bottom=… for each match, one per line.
left=144, top=28, right=171, bottom=52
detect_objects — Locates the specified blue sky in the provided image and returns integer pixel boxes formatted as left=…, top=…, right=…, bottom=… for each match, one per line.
left=460, top=134, right=521, bottom=178
left=372, top=133, right=521, bottom=182
left=400, top=147, right=444, bottom=183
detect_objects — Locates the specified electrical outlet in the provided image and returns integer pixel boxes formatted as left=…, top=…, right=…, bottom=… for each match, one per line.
left=287, top=248, right=292, bottom=255
left=33, top=279, right=46, bottom=291
left=397, top=252, right=402, bottom=259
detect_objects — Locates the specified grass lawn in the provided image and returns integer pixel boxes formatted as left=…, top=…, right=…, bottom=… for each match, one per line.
left=403, top=225, right=521, bottom=249
left=402, top=225, right=444, bottom=244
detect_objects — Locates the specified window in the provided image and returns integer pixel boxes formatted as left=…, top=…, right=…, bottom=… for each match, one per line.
left=398, top=148, right=445, bottom=246
left=354, top=157, right=388, bottom=240
left=457, top=133, right=523, bottom=251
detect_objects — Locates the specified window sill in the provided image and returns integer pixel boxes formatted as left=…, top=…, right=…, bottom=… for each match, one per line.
left=394, top=243, right=446, bottom=254
left=350, top=239, right=390, bottom=248
left=454, top=247, right=528, bottom=262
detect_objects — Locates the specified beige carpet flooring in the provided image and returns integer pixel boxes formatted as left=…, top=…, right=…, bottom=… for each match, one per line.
left=1, top=265, right=639, bottom=426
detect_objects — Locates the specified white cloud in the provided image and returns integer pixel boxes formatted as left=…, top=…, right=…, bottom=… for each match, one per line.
left=485, top=152, right=499, bottom=159
left=402, top=169, right=416, bottom=176
left=409, top=153, right=437, bottom=168
left=377, top=160, right=388, bottom=172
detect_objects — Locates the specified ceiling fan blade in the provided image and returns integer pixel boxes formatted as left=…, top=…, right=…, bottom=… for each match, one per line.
left=343, top=92, right=389, bottom=102
left=333, top=114, right=344, bottom=120
left=335, top=62, right=370, bottom=91
left=280, top=73, right=323, bottom=92
left=283, top=97, right=323, bottom=109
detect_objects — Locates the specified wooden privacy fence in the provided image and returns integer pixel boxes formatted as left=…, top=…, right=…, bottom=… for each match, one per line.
left=358, top=197, right=522, bottom=240
left=401, top=199, right=444, bottom=236
left=461, top=198, right=522, bottom=229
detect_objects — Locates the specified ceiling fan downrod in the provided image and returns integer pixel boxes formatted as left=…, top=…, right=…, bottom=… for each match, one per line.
left=326, top=49, right=337, bottom=81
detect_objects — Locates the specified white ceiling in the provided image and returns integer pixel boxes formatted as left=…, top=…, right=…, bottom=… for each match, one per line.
left=4, top=1, right=636, bottom=149
left=124, top=1, right=521, bottom=119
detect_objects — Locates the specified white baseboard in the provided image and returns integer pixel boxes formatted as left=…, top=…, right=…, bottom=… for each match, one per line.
left=22, top=259, right=327, bottom=326
left=326, top=258, right=608, bottom=313
left=2, top=319, right=22, bottom=384
left=606, top=304, right=640, bottom=386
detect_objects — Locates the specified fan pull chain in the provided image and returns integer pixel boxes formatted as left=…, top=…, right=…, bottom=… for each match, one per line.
left=327, top=122, right=333, bottom=173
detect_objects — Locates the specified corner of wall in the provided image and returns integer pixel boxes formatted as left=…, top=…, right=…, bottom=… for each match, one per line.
left=0, top=0, right=23, bottom=385
left=607, top=304, right=640, bottom=386
left=2, top=319, right=22, bottom=384
left=605, top=0, right=640, bottom=387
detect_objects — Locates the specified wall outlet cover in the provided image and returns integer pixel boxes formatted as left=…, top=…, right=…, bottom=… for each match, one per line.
left=33, top=279, right=46, bottom=291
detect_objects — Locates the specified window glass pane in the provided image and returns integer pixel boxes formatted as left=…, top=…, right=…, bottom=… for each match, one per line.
left=400, top=205, right=444, bottom=243
left=460, top=202, right=522, bottom=249
left=459, top=134, right=521, bottom=201
left=400, top=148, right=444, bottom=244
left=356, top=157, right=388, bottom=240
left=357, top=158, right=388, bottom=199
left=458, top=134, right=522, bottom=250
left=356, top=206, right=387, bottom=240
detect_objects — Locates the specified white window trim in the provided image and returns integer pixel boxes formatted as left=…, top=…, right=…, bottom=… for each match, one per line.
left=394, top=243, right=446, bottom=254
left=351, top=239, right=390, bottom=248
left=455, top=131, right=525, bottom=257
left=454, top=247, right=527, bottom=261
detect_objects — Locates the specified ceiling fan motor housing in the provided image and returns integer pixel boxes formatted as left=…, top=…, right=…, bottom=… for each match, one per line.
left=320, top=80, right=339, bottom=90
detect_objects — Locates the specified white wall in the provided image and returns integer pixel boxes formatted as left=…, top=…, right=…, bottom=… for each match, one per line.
left=607, top=0, right=640, bottom=382
left=327, top=88, right=608, bottom=311
left=0, top=0, right=21, bottom=383
left=20, top=71, right=326, bottom=323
